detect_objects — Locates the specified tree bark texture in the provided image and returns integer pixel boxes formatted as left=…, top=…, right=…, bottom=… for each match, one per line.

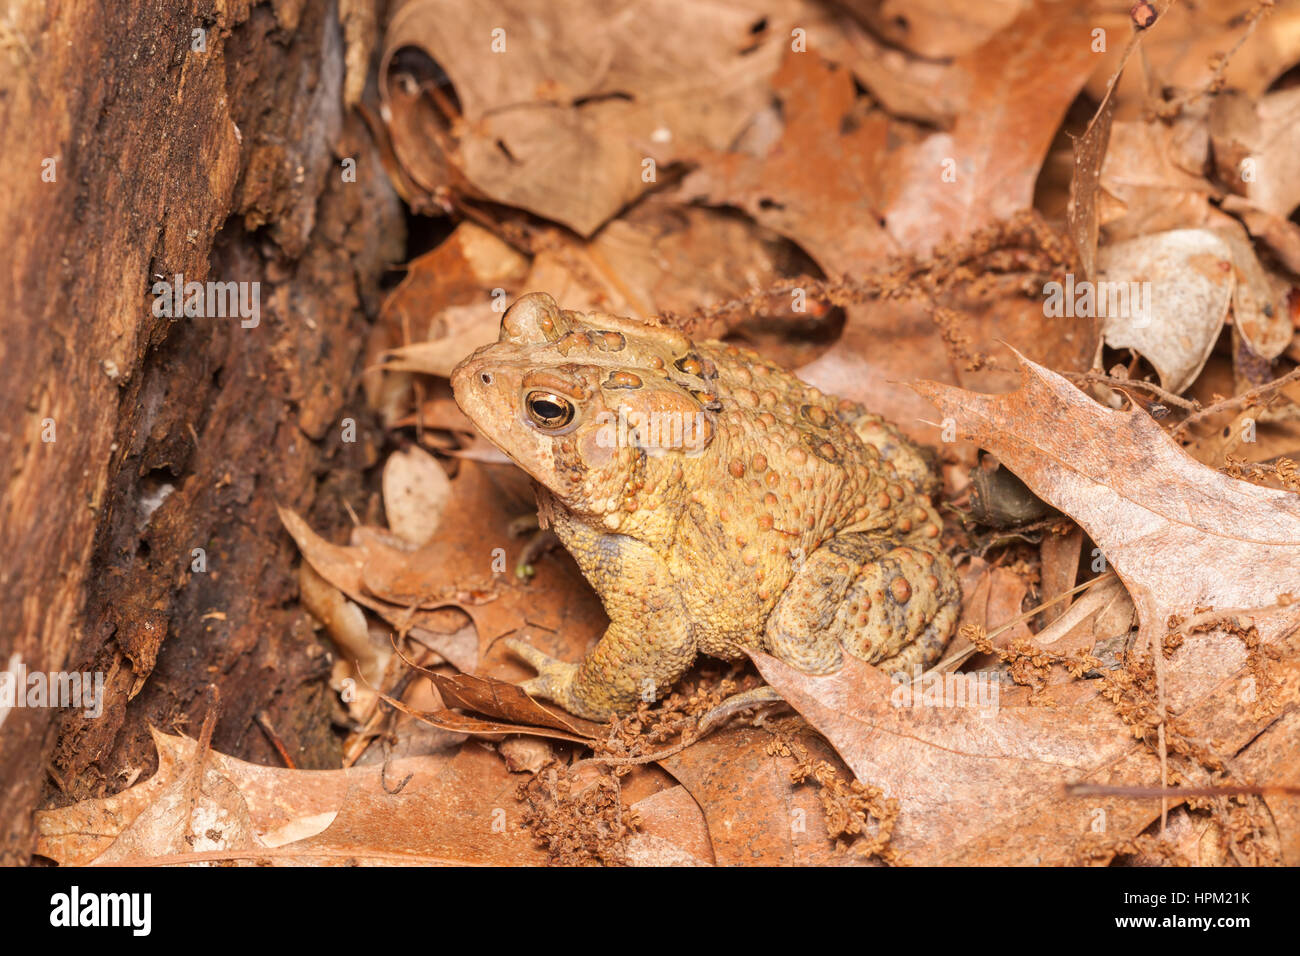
left=0, top=0, right=401, bottom=862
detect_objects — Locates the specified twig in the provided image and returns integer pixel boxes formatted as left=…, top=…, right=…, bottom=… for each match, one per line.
left=1062, top=370, right=1200, bottom=412
left=1151, top=0, right=1272, bottom=117
left=255, top=711, right=297, bottom=769
left=1067, top=781, right=1300, bottom=799
left=1171, top=366, right=1300, bottom=439
left=184, top=687, right=221, bottom=848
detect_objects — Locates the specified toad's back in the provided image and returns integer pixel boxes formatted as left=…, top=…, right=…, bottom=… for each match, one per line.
left=668, top=338, right=949, bottom=655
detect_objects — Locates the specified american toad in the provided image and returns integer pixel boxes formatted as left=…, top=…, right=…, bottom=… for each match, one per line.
left=451, top=293, right=960, bottom=719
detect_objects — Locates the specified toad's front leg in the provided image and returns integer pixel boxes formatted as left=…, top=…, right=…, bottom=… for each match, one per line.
left=508, top=502, right=700, bottom=719
left=506, top=608, right=696, bottom=720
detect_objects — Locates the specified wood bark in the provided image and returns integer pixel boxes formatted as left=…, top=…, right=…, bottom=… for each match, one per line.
left=0, top=0, right=401, bottom=862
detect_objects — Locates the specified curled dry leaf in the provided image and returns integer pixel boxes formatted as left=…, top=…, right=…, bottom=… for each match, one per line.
left=365, top=222, right=528, bottom=423
left=281, top=505, right=475, bottom=666
left=1094, top=228, right=1235, bottom=395
left=1212, top=85, right=1300, bottom=223
left=427, top=671, right=602, bottom=739
left=498, top=737, right=555, bottom=775
left=377, top=683, right=594, bottom=746
left=1096, top=119, right=1217, bottom=243
left=298, top=561, right=395, bottom=719
left=1214, top=222, right=1292, bottom=361
left=298, top=562, right=376, bottom=679
left=1066, top=69, right=1117, bottom=283
left=280, top=461, right=608, bottom=679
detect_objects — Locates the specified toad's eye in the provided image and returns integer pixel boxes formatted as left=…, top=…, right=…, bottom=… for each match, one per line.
left=524, top=391, right=575, bottom=430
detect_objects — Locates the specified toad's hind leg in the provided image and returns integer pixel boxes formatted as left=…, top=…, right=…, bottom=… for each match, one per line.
left=842, top=408, right=940, bottom=497
left=764, top=534, right=959, bottom=677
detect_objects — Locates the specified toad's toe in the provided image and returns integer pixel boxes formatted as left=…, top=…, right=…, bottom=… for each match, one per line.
left=504, top=637, right=580, bottom=704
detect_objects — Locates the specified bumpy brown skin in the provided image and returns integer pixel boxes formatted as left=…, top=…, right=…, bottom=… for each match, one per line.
left=451, top=293, right=960, bottom=719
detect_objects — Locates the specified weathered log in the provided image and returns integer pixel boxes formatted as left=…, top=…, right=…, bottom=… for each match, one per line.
left=0, top=0, right=402, bottom=862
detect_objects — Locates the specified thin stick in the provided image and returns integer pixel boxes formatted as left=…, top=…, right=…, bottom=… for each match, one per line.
left=1171, top=366, right=1300, bottom=439
left=1062, top=370, right=1199, bottom=412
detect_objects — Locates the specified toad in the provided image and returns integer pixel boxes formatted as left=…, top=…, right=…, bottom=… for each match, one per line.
left=451, top=293, right=960, bottom=719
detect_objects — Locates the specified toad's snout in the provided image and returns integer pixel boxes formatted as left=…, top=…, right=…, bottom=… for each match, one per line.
left=449, top=355, right=490, bottom=407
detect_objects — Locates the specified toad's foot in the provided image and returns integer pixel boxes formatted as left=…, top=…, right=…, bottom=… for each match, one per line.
left=503, top=637, right=583, bottom=713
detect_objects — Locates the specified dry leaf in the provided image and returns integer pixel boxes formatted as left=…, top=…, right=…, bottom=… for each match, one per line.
left=1094, top=228, right=1235, bottom=394
left=916, top=353, right=1300, bottom=656
left=382, top=0, right=797, bottom=235
left=663, top=725, right=878, bottom=866
left=383, top=444, right=453, bottom=546
left=747, top=355, right=1298, bottom=863
left=36, top=730, right=462, bottom=865
left=626, top=785, right=714, bottom=866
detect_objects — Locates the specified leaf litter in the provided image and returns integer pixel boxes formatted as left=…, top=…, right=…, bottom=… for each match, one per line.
left=42, top=0, right=1300, bottom=867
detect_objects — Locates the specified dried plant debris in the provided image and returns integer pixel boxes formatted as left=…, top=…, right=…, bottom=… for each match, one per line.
left=42, top=0, right=1300, bottom=868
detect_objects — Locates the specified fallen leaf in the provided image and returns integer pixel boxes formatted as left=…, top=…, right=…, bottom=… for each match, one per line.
left=1039, top=525, right=1084, bottom=627
left=957, top=564, right=1033, bottom=649
left=382, top=0, right=798, bottom=235
left=382, top=444, right=452, bottom=546
left=1067, top=42, right=1124, bottom=281
left=752, top=644, right=1299, bottom=864
left=663, top=725, right=877, bottom=866
left=281, top=460, right=607, bottom=679
left=880, top=2, right=1097, bottom=256
left=294, top=740, right=549, bottom=864
left=916, top=353, right=1300, bottom=657
left=364, top=222, right=528, bottom=423
left=626, top=785, right=715, bottom=866
left=1095, top=228, right=1235, bottom=394
left=1097, top=118, right=1217, bottom=244
left=35, top=730, right=459, bottom=865
left=836, top=0, right=1028, bottom=59
left=748, top=355, right=1299, bottom=863
left=427, top=671, right=602, bottom=739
